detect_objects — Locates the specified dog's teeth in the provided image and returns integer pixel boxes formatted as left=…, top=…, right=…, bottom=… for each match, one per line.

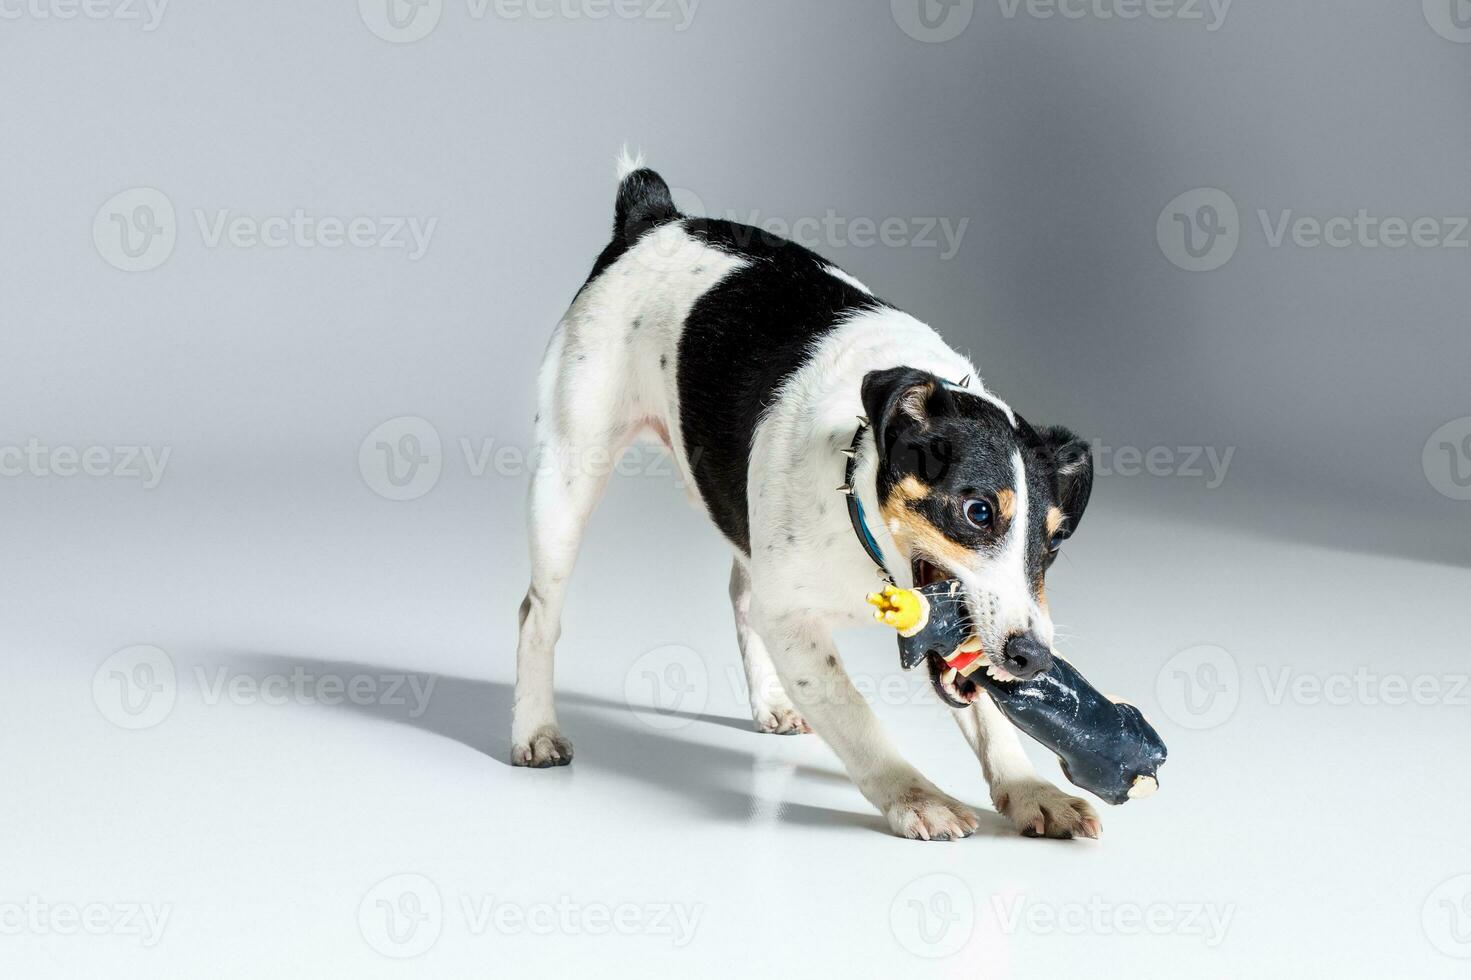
left=986, top=664, right=1020, bottom=683
left=942, top=668, right=958, bottom=685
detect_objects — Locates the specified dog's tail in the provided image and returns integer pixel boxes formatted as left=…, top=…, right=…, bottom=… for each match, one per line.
left=613, top=145, right=680, bottom=244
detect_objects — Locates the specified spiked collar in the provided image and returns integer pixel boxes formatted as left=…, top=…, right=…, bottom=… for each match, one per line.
left=840, top=418, right=895, bottom=585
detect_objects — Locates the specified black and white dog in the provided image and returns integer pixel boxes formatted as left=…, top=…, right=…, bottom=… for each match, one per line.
left=512, top=153, right=1101, bottom=841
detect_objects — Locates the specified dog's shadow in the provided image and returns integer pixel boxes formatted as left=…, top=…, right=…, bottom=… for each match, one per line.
left=215, top=650, right=1015, bottom=839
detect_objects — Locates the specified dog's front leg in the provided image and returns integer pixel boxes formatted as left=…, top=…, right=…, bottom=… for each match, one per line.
left=757, top=607, right=979, bottom=841
left=954, top=696, right=1101, bottom=839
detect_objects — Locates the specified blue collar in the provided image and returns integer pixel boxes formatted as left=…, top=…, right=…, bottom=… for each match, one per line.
left=839, top=421, right=895, bottom=585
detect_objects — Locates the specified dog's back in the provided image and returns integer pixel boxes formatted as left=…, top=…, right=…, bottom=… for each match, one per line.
left=560, top=156, right=890, bottom=553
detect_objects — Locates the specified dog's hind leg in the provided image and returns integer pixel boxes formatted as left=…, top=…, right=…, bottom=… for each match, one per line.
left=511, top=320, right=634, bottom=768
left=728, top=560, right=810, bottom=735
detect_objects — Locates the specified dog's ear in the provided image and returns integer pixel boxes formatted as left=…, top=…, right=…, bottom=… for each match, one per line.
left=1024, top=422, right=1094, bottom=537
left=860, top=367, right=956, bottom=460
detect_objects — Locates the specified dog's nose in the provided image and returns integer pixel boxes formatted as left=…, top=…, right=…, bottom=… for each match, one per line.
left=1002, top=634, right=1053, bottom=680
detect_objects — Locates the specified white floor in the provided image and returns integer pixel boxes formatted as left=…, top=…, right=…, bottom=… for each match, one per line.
left=5, top=468, right=1469, bottom=978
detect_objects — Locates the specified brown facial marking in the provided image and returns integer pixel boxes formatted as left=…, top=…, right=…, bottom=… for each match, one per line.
left=1045, top=506, right=1065, bottom=538
left=996, top=488, right=1016, bottom=523
left=881, top=475, right=977, bottom=572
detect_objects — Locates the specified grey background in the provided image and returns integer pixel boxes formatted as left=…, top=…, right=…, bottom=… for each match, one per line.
left=2, top=0, right=1468, bottom=565
left=5, top=4, right=1471, bottom=979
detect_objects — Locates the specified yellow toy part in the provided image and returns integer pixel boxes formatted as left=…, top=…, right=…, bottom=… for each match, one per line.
left=866, top=585, right=923, bottom=633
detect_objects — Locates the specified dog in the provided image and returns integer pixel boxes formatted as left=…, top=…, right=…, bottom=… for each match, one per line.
left=512, top=151, right=1102, bottom=841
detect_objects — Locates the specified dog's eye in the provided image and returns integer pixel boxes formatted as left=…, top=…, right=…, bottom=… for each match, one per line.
left=1048, top=533, right=1064, bottom=554
left=963, top=499, right=993, bottom=529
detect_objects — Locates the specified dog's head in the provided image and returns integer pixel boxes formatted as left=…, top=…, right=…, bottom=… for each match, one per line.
left=861, top=366, right=1094, bottom=709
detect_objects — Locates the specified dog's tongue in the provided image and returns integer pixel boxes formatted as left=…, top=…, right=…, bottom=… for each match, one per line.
left=945, top=644, right=984, bottom=674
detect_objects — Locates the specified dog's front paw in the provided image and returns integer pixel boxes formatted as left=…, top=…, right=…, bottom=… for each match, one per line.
left=994, top=781, right=1100, bottom=839
left=511, top=725, right=573, bottom=768
left=881, top=786, right=980, bottom=841
left=752, top=701, right=811, bottom=735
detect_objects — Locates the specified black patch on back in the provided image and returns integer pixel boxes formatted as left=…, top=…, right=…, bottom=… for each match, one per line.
left=677, top=218, right=887, bottom=553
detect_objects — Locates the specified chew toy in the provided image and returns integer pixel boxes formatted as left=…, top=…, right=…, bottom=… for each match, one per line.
left=867, top=583, right=1167, bottom=806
